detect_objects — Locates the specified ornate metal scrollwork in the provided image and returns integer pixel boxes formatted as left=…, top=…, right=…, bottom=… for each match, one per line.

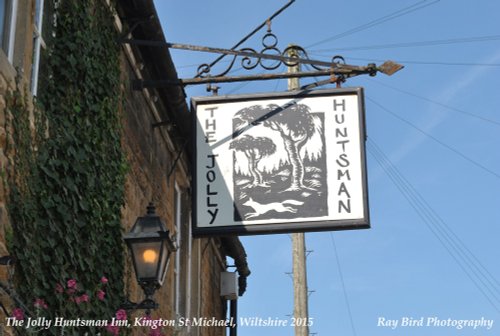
left=332, top=55, right=346, bottom=66
left=194, top=29, right=342, bottom=79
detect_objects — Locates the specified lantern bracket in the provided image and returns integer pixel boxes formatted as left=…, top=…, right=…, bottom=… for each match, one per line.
left=121, top=297, right=158, bottom=315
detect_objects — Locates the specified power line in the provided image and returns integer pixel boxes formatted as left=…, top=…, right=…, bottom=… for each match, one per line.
left=344, top=57, right=500, bottom=67
left=367, top=139, right=500, bottom=312
left=306, top=0, right=440, bottom=48
left=273, top=64, right=286, bottom=92
left=311, top=35, right=500, bottom=52
left=368, top=78, right=500, bottom=128
left=176, top=59, right=233, bottom=70
left=227, top=76, right=252, bottom=95
left=225, top=64, right=289, bottom=95
left=367, top=96, right=500, bottom=180
left=330, top=233, right=357, bottom=336
left=368, top=140, right=500, bottom=311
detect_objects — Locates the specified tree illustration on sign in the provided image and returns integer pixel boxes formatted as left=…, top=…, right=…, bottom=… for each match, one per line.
left=232, top=102, right=327, bottom=221
left=229, top=134, right=276, bottom=187
left=234, top=103, right=316, bottom=191
left=264, top=103, right=315, bottom=191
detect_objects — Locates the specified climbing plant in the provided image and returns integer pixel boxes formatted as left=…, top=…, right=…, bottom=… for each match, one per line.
left=6, top=0, right=127, bottom=333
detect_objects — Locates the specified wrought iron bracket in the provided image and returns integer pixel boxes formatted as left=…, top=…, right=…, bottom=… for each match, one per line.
left=166, top=139, right=188, bottom=181
left=122, top=22, right=403, bottom=90
left=120, top=282, right=160, bottom=315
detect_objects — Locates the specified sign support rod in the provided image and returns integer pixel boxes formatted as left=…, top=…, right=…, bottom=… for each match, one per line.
left=123, top=39, right=379, bottom=71
left=132, top=69, right=362, bottom=89
left=122, top=38, right=403, bottom=89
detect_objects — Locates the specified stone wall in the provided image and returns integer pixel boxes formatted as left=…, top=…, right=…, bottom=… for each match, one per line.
left=0, top=47, right=21, bottom=336
left=118, top=29, right=229, bottom=336
left=0, top=52, right=16, bottom=273
left=0, top=0, right=36, bottom=274
left=0, top=2, right=232, bottom=335
left=120, top=49, right=177, bottom=322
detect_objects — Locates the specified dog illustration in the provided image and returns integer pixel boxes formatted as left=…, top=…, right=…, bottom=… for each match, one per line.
left=242, top=198, right=304, bottom=219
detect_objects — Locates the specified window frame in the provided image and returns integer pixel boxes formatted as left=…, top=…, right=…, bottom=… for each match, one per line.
left=31, top=0, right=45, bottom=95
left=174, top=182, right=182, bottom=315
left=173, top=182, right=194, bottom=325
left=1, top=0, right=18, bottom=63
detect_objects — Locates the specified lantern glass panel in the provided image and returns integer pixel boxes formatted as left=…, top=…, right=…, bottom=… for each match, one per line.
left=157, top=241, right=171, bottom=285
left=131, top=241, right=162, bottom=280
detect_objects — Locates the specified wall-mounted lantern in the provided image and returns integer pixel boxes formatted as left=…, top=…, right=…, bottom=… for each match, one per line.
left=124, top=203, right=176, bottom=312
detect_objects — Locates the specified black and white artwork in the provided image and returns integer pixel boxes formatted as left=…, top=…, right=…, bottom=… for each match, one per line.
left=230, top=103, right=328, bottom=221
left=193, top=88, right=369, bottom=236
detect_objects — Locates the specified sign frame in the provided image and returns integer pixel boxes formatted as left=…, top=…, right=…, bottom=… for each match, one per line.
left=191, top=87, right=370, bottom=236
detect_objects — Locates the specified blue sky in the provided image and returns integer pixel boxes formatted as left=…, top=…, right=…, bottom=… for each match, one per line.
left=153, top=1, right=500, bottom=335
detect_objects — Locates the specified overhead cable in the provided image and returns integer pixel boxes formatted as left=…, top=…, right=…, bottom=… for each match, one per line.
left=306, top=0, right=440, bottom=48
left=367, top=97, right=500, bottom=180
left=369, top=78, right=500, bottom=127
left=311, top=35, right=500, bottom=52
left=367, top=139, right=500, bottom=312
left=330, top=233, right=358, bottom=336
left=343, top=57, right=500, bottom=67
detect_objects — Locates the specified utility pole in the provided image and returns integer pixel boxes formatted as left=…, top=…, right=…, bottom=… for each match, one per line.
left=288, top=45, right=310, bottom=336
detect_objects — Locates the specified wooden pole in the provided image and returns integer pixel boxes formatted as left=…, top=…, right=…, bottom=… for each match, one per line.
left=288, top=46, right=310, bottom=336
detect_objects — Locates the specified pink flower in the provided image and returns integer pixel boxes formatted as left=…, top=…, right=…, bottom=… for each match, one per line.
left=67, top=279, right=77, bottom=290
left=115, top=309, right=127, bottom=321
left=75, top=294, right=89, bottom=304
left=97, top=290, right=106, bottom=301
left=34, top=298, right=48, bottom=309
left=105, top=324, right=119, bottom=336
left=100, top=276, right=108, bottom=285
left=12, top=308, right=24, bottom=320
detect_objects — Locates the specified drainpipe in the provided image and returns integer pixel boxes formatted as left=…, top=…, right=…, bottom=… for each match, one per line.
left=230, top=299, right=237, bottom=336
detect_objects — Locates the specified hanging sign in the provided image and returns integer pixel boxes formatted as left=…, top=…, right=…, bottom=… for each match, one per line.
left=192, top=88, right=370, bottom=236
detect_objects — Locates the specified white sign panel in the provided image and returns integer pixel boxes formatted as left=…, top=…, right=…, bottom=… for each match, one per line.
left=192, top=88, right=369, bottom=236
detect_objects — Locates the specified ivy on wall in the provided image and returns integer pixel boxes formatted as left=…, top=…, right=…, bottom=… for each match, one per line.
left=6, top=0, right=126, bottom=333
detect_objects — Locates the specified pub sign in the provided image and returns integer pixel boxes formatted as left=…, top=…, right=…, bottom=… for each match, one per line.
left=192, top=88, right=370, bottom=236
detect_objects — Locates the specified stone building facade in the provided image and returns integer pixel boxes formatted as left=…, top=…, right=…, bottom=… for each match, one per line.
left=0, top=1, right=249, bottom=335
